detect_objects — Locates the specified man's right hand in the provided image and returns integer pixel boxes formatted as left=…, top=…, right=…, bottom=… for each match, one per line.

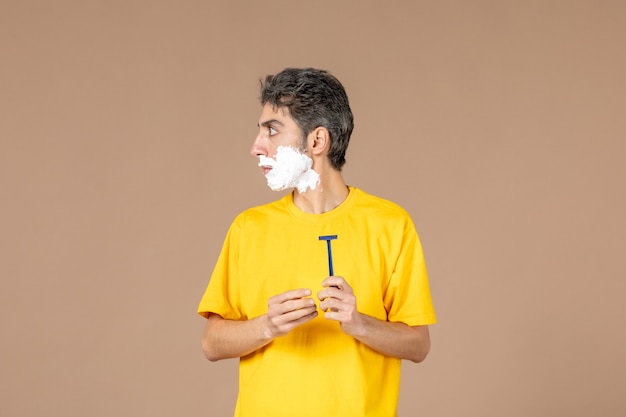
left=202, top=288, right=318, bottom=361
left=264, top=288, right=318, bottom=338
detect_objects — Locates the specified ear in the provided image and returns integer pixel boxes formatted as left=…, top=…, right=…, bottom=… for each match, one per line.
left=308, top=127, right=330, bottom=156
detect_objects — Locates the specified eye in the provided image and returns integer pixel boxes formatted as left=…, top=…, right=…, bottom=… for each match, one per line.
left=269, top=127, right=277, bottom=136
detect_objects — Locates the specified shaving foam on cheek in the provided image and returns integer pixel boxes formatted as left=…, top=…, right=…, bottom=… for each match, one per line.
left=257, top=146, right=320, bottom=193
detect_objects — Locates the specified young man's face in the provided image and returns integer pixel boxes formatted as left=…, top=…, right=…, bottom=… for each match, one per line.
left=251, top=103, right=320, bottom=193
left=251, top=103, right=306, bottom=173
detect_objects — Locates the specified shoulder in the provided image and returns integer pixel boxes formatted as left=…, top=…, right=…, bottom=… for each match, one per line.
left=351, top=187, right=412, bottom=220
left=231, top=194, right=291, bottom=227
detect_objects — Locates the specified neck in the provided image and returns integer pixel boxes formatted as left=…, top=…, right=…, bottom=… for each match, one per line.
left=292, top=169, right=349, bottom=214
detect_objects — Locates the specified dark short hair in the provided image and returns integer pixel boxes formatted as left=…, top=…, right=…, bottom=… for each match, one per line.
left=260, top=68, right=354, bottom=170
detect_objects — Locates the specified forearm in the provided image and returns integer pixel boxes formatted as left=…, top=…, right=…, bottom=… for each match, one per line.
left=202, top=289, right=319, bottom=361
left=349, top=314, right=431, bottom=363
left=202, top=313, right=273, bottom=361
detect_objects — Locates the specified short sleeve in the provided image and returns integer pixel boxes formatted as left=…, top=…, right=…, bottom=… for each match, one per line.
left=383, top=216, right=437, bottom=326
left=197, top=219, right=244, bottom=320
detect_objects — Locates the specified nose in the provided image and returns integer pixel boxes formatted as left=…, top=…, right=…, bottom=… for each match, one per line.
left=250, top=130, right=266, bottom=157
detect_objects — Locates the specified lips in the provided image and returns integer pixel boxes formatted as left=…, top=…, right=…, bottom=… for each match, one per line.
left=258, top=155, right=276, bottom=176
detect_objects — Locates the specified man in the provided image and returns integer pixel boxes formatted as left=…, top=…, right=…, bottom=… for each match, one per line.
left=198, top=68, right=436, bottom=417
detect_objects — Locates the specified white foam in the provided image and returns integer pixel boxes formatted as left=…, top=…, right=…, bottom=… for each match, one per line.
left=258, top=146, right=320, bottom=193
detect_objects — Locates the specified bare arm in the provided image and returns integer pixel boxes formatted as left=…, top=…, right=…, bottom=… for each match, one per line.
left=343, top=315, right=431, bottom=363
left=318, top=277, right=431, bottom=363
left=202, top=288, right=318, bottom=361
left=202, top=313, right=272, bottom=361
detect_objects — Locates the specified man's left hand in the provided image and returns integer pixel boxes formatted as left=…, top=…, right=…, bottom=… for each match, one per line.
left=317, top=276, right=364, bottom=337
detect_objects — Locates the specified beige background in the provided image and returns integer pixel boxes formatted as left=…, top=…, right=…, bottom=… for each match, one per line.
left=2, top=1, right=625, bottom=416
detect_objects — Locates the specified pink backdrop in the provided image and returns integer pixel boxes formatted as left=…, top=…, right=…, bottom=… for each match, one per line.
left=2, top=1, right=625, bottom=416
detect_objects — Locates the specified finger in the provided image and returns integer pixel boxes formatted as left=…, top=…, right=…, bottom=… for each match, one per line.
left=317, top=286, right=341, bottom=302
left=318, top=296, right=349, bottom=312
left=323, top=310, right=352, bottom=323
left=280, top=309, right=319, bottom=331
left=318, top=298, right=336, bottom=312
left=282, top=297, right=317, bottom=313
left=268, top=307, right=318, bottom=337
left=284, top=306, right=318, bottom=323
left=269, top=288, right=312, bottom=304
left=317, top=283, right=352, bottom=302
left=269, top=297, right=316, bottom=317
left=322, top=310, right=341, bottom=321
left=319, top=291, right=356, bottom=310
left=321, top=276, right=353, bottom=293
left=271, top=306, right=318, bottom=327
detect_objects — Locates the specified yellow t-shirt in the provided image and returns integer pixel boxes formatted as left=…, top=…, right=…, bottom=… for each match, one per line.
left=198, top=187, right=436, bottom=417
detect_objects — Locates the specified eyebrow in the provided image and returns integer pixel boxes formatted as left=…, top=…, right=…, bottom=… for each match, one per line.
left=258, top=119, right=284, bottom=128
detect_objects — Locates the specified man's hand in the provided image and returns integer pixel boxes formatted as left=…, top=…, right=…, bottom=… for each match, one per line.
left=264, top=288, right=318, bottom=338
left=317, top=276, right=364, bottom=337
left=317, top=276, right=431, bottom=362
left=202, top=288, right=317, bottom=361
